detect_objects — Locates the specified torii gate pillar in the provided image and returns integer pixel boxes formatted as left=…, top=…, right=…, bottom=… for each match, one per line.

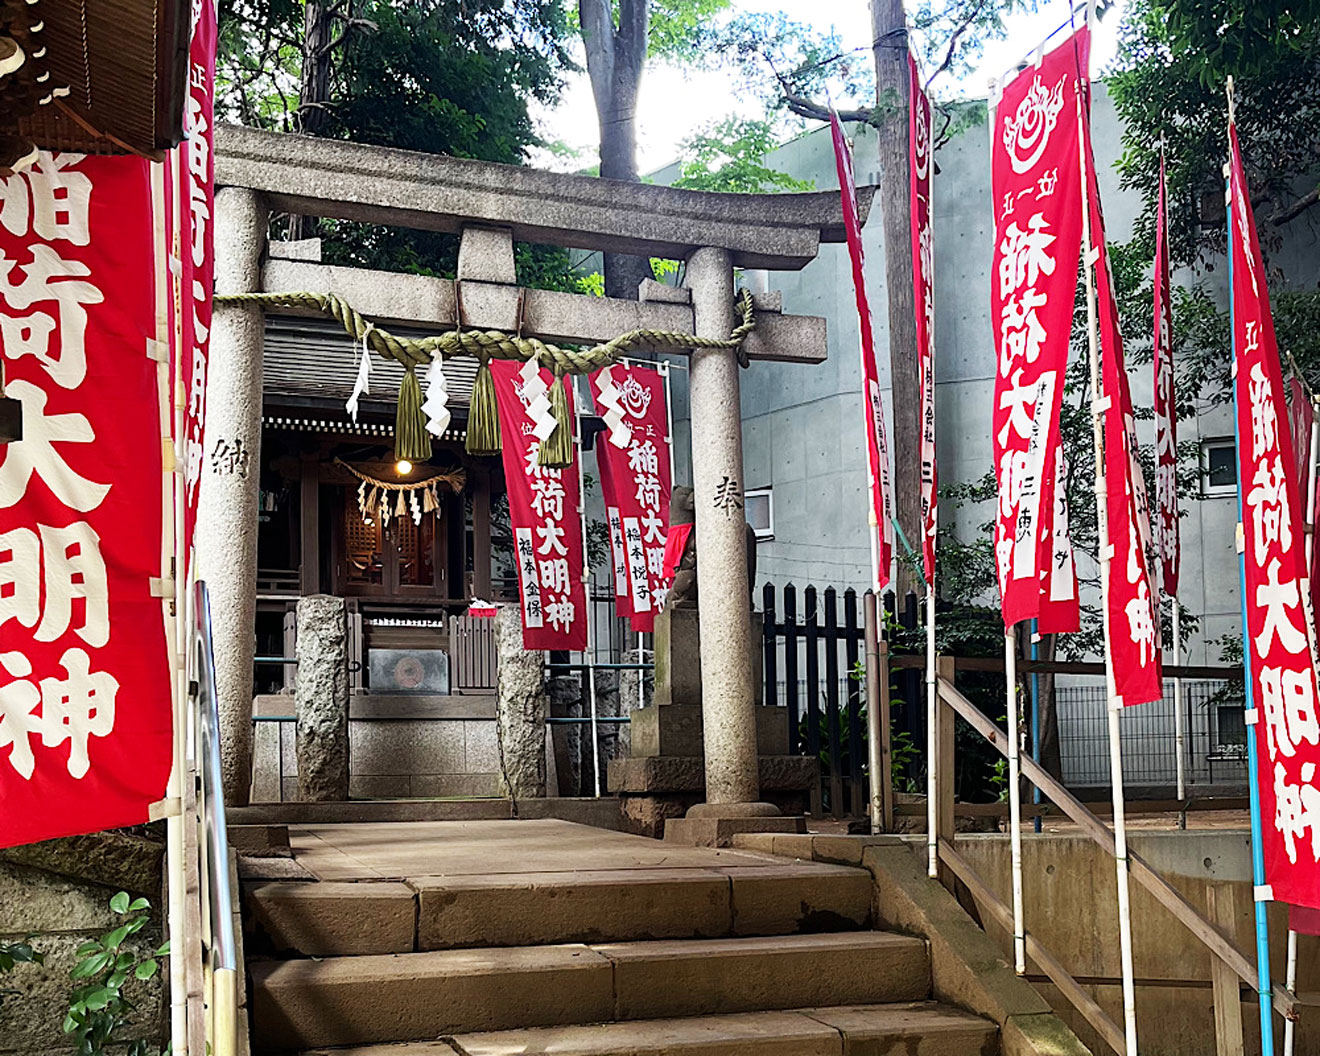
left=662, top=248, right=805, bottom=845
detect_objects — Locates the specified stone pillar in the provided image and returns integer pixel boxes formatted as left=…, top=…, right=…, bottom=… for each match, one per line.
left=684, top=247, right=760, bottom=807
left=196, top=186, right=268, bottom=806
left=294, top=595, right=350, bottom=801
left=494, top=606, right=547, bottom=798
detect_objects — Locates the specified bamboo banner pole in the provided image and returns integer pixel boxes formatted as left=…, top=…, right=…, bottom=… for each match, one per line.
left=864, top=592, right=887, bottom=832
left=153, top=154, right=190, bottom=1056
left=1031, top=621, right=1042, bottom=833
left=573, top=376, right=601, bottom=798
left=1077, top=88, right=1139, bottom=1055
left=1004, top=629, right=1026, bottom=974
left=1227, top=76, right=1277, bottom=1056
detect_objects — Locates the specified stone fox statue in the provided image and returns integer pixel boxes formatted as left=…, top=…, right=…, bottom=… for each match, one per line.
left=665, top=485, right=756, bottom=609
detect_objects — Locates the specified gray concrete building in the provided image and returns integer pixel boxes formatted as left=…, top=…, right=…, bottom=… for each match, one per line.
left=651, top=86, right=1320, bottom=789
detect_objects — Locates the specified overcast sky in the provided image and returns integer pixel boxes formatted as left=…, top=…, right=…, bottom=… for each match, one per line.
left=531, top=0, right=1125, bottom=173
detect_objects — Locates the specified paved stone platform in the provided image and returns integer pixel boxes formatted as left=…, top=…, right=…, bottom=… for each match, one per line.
left=283, top=818, right=814, bottom=879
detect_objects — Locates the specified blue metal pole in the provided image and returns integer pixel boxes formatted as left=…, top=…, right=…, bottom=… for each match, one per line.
left=1229, top=168, right=1277, bottom=1056
left=1031, top=618, right=1042, bottom=832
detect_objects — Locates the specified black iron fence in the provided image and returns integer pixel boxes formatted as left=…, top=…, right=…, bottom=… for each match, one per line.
left=761, top=583, right=871, bottom=818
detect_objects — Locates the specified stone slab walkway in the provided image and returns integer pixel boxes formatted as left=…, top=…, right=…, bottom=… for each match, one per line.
left=285, top=818, right=809, bottom=881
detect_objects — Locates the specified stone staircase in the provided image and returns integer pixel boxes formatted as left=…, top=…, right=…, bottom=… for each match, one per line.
left=243, top=831, right=1001, bottom=1056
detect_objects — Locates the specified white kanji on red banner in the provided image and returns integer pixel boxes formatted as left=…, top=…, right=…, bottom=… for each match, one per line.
left=591, top=364, right=672, bottom=632
left=1230, top=122, right=1320, bottom=909
left=0, top=152, right=173, bottom=848
left=989, top=29, right=1088, bottom=633
left=491, top=361, right=587, bottom=651
left=909, top=52, right=937, bottom=586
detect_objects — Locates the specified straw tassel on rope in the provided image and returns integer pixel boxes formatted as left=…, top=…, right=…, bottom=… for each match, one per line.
left=466, top=354, right=501, bottom=456
left=394, top=366, right=432, bottom=464
left=539, top=371, right=575, bottom=469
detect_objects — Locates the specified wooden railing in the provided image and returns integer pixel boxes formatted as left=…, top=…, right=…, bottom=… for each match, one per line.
left=930, top=666, right=1297, bottom=1055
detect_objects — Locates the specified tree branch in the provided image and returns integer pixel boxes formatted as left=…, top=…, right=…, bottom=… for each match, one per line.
left=1268, top=184, right=1320, bottom=227
left=925, top=0, right=988, bottom=89
left=779, top=85, right=876, bottom=127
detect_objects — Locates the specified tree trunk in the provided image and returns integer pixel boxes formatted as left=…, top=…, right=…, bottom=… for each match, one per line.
left=580, top=0, right=653, bottom=300
left=869, top=0, right=922, bottom=598
left=288, top=0, right=334, bottom=240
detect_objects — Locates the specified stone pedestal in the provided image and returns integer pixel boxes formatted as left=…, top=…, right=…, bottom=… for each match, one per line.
left=294, top=595, right=349, bottom=802
left=654, top=607, right=762, bottom=708
left=608, top=756, right=816, bottom=841
left=630, top=705, right=786, bottom=759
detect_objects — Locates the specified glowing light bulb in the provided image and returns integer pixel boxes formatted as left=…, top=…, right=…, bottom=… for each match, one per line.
left=395, top=459, right=413, bottom=475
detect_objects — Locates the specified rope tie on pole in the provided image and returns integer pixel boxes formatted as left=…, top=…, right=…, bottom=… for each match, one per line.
left=216, top=288, right=756, bottom=460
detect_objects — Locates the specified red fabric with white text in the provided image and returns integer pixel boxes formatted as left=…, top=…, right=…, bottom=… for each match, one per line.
left=1082, top=105, right=1163, bottom=707
left=1230, top=123, right=1320, bottom=909
left=491, top=360, right=587, bottom=651
left=989, top=29, right=1087, bottom=633
left=830, top=110, right=894, bottom=589
left=590, top=364, right=672, bottom=633
left=0, top=154, right=173, bottom=847
left=910, top=53, right=937, bottom=586
left=1153, top=154, right=1180, bottom=601
left=177, top=0, right=217, bottom=564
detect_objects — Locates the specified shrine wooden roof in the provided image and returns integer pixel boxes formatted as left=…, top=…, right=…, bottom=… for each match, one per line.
left=4, top=0, right=189, bottom=158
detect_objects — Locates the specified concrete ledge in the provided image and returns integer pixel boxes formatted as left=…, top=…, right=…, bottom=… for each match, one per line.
left=732, top=833, right=904, bottom=867
left=664, top=814, right=806, bottom=848
left=228, top=796, right=623, bottom=829
left=253, top=692, right=496, bottom=720
left=217, top=125, right=874, bottom=271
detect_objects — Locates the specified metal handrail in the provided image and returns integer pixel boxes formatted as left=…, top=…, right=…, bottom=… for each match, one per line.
left=192, top=581, right=238, bottom=1056
left=932, top=672, right=1298, bottom=1054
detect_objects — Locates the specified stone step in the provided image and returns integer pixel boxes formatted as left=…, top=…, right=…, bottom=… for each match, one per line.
left=251, top=932, right=930, bottom=1051
left=247, top=862, right=872, bottom=956
left=296, top=1003, right=996, bottom=1056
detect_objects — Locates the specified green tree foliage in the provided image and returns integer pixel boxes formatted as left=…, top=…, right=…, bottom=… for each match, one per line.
left=1108, top=0, right=1320, bottom=395
left=672, top=118, right=813, bottom=194
left=217, top=0, right=575, bottom=278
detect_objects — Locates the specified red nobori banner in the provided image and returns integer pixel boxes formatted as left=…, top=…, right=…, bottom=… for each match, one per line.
left=177, top=0, right=217, bottom=563
left=909, top=52, right=937, bottom=586
left=491, top=360, right=587, bottom=651
left=989, top=28, right=1088, bottom=633
left=830, top=109, right=894, bottom=590
left=591, top=364, right=672, bottom=633
left=0, top=154, right=174, bottom=847
left=1153, top=154, right=1180, bottom=600
left=1230, top=123, right=1320, bottom=909
left=1083, top=113, right=1162, bottom=707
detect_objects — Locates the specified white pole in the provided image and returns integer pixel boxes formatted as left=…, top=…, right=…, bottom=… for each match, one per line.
left=1285, top=927, right=1299, bottom=1056
left=161, top=154, right=190, bottom=1056
left=925, top=579, right=937, bottom=878
left=1172, top=598, right=1185, bottom=805
left=1078, top=91, right=1139, bottom=1056
left=573, top=375, right=601, bottom=797
left=1005, top=629, right=1026, bottom=974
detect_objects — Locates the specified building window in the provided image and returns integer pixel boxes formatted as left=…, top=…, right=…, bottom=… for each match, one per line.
left=1201, top=438, right=1237, bottom=496
left=745, top=489, right=774, bottom=541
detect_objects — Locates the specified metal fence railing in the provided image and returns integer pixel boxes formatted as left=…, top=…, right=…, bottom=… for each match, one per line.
left=1057, top=680, right=1244, bottom=788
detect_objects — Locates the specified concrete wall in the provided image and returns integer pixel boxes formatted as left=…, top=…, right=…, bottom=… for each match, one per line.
left=251, top=698, right=501, bottom=800
left=654, top=85, right=1320, bottom=666
left=0, top=837, right=165, bottom=1055
left=954, top=830, right=1319, bottom=1056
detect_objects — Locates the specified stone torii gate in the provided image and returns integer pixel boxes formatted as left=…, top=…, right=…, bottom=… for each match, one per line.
left=206, top=124, right=873, bottom=831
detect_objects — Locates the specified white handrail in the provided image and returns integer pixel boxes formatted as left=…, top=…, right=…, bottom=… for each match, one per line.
left=190, top=580, right=238, bottom=1056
